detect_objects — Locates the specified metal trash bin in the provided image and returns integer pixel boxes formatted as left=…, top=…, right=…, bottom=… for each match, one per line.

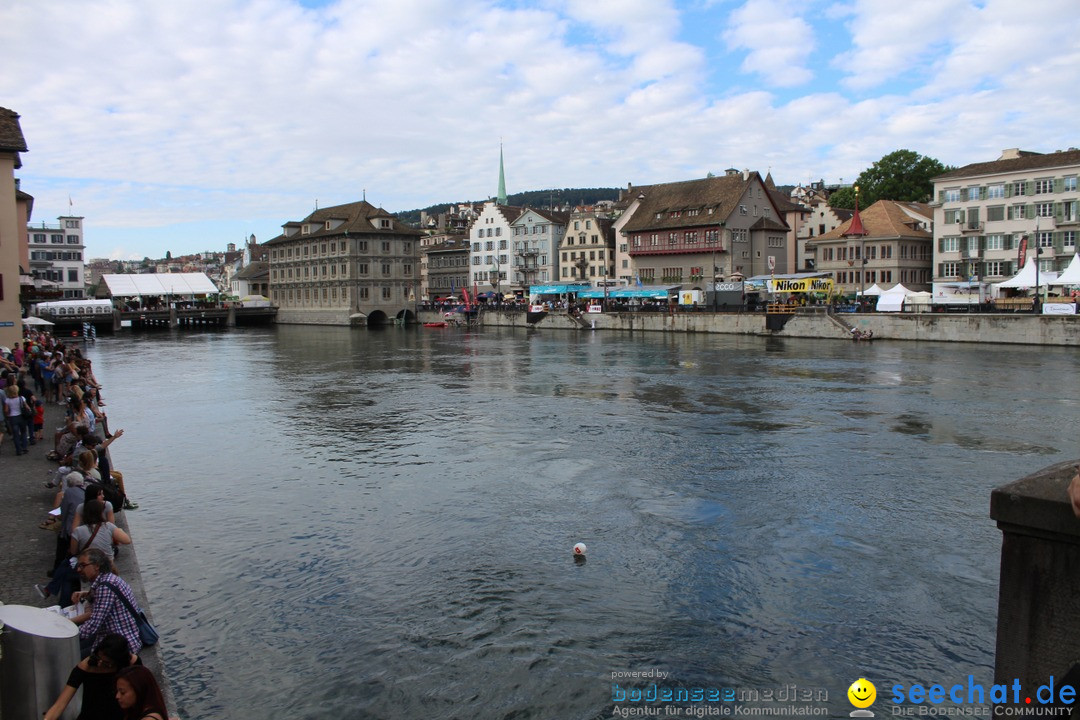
left=0, top=604, right=82, bottom=720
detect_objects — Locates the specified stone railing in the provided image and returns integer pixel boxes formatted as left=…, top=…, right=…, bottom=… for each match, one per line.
left=991, top=459, right=1080, bottom=689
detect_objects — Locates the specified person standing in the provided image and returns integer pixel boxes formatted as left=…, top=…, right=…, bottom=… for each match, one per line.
left=3, top=384, right=30, bottom=455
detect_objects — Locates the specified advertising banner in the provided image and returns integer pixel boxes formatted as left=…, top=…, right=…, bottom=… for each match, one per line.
left=766, top=277, right=834, bottom=294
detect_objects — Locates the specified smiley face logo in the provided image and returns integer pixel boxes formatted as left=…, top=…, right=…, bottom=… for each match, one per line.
left=848, top=678, right=876, bottom=709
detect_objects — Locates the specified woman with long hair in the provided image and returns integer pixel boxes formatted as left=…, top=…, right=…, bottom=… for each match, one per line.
left=114, top=666, right=167, bottom=720
left=44, top=633, right=140, bottom=720
left=69, top=499, right=131, bottom=558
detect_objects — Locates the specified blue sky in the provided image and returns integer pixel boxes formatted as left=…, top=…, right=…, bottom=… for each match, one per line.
left=2, top=0, right=1078, bottom=260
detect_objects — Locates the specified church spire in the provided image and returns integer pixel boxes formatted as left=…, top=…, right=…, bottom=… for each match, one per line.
left=497, top=142, right=507, bottom=205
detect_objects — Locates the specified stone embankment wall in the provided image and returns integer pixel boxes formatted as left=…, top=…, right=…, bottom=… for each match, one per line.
left=416, top=309, right=1080, bottom=346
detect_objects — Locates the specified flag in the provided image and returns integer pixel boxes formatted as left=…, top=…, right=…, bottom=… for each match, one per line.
left=635, top=274, right=642, bottom=288
left=1018, top=235, right=1028, bottom=268
left=68, top=195, right=73, bottom=210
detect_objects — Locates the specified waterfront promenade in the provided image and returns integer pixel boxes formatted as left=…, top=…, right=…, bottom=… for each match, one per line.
left=0, top=399, right=175, bottom=719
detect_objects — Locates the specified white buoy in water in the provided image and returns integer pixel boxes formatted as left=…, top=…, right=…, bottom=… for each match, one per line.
left=573, top=542, right=587, bottom=556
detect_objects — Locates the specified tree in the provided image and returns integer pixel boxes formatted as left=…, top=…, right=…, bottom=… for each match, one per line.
left=165, top=250, right=172, bottom=260
left=829, top=149, right=951, bottom=209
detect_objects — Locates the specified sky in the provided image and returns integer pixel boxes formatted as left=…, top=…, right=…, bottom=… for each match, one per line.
left=2, top=0, right=1078, bottom=261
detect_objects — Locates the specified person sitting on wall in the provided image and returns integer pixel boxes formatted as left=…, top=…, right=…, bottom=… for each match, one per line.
left=70, top=548, right=146, bottom=657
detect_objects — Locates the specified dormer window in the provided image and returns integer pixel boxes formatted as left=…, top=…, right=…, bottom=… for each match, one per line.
left=302, top=225, right=310, bottom=235
left=325, top=221, right=332, bottom=230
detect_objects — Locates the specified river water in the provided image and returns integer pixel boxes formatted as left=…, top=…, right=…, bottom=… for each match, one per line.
left=86, top=326, right=1079, bottom=719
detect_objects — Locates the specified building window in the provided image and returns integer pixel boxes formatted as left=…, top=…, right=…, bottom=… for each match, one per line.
left=68, top=269, right=79, bottom=282
left=1064, top=177, right=1077, bottom=192
left=987, top=184, right=1005, bottom=199
left=66, top=235, right=79, bottom=244
left=940, top=237, right=959, bottom=252
left=1008, top=205, right=1026, bottom=220
left=1063, top=231, right=1076, bottom=249
left=944, top=189, right=961, bottom=203
left=65, top=220, right=80, bottom=228
left=51, top=234, right=64, bottom=243
left=1038, top=232, right=1053, bottom=248
left=382, top=242, right=391, bottom=252
left=985, top=261, right=1006, bottom=276
left=1034, top=179, right=1054, bottom=194
left=985, top=234, right=1004, bottom=251
left=1036, top=203, right=1054, bottom=217
left=1011, top=181, right=1027, bottom=196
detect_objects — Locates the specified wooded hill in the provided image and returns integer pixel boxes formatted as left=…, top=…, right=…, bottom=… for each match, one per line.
left=395, top=187, right=622, bottom=226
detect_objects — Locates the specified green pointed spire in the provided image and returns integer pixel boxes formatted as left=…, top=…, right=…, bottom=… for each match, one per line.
left=497, top=143, right=507, bottom=205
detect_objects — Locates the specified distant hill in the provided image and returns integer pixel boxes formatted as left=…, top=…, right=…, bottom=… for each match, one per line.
left=395, top=187, right=622, bottom=226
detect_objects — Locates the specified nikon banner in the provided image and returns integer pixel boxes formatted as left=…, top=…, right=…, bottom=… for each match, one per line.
left=766, top=277, right=834, bottom=294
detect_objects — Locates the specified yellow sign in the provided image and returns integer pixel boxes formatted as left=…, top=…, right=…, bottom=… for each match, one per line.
left=767, top=277, right=834, bottom=294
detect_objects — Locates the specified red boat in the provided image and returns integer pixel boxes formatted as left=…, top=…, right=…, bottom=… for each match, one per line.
left=423, top=322, right=448, bottom=328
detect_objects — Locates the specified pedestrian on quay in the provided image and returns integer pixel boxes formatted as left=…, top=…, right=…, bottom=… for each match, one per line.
left=114, top=666, right=168, bottom=720
left=3, top=383, right=31, bottom=455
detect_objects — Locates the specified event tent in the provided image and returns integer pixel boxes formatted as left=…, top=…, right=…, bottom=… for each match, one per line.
left=859, top=283, right=884, bottom=296
left=995, top=258, right=1058, bottom=289
left=1049, top=254, right=1080, bottom=285
left=101, top=273, right=219, bottom=297
left=875, top=284, right=914, bottom=312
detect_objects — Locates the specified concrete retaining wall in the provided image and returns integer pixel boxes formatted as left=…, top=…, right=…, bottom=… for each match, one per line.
left=421, top=309, right=1080, bottom=346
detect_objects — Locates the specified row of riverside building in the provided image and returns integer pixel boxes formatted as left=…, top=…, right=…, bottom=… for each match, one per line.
left=264, top=147, right=1080, bottom=325
left=2, top=104, right=1078, bottom=335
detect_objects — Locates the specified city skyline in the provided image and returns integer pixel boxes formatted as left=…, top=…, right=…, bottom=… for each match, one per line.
left=2, top=0, right=1078, bottom=260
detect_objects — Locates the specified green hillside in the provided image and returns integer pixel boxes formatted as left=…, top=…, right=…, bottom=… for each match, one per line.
left=395, top=187, right=622, bottom=226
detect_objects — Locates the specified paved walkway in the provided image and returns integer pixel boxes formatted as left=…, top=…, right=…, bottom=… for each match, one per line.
left=0, top=397, right=176, bottom=718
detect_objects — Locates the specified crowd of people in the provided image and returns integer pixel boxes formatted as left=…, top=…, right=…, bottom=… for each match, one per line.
left=2, top=330, right=169, bottom=720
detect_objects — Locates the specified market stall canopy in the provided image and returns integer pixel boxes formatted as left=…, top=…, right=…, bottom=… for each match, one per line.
left=875, top=284, right=915, bottom=312
left=577, top=286, right=681, bottom=299
left=1049, top=254, right=1080, bottom=285
left=860, top=283, right=884, bottom=296
left=22, top=316, right=55, bottom=326
left=995, top=258, right=1058, bottom=289
left=101, top=273, right=218, bottom=297
left=529, top=284, right=592, bottom=295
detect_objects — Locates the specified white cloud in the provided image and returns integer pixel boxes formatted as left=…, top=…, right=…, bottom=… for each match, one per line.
left=833, top=0, right=969, bottom=90
left=1, top=0, right=1078, bottom=258
left=723, top=0, right=815, bottom=87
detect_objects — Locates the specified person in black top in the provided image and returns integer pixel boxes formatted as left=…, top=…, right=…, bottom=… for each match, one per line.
left=44, top=633, right=141, bottom=720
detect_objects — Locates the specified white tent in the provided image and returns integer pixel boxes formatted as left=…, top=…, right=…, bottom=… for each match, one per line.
left=1049, top=254, right=1080, bottom=285
left=860, top=283, right=884, bottom=296
left=101, top=273, right=218, bottom=297
left=22, top=316, right=55, bottom=326
left=875, top=284, right=914, bottom=312
left=996, top=258, right=1058, bottom=289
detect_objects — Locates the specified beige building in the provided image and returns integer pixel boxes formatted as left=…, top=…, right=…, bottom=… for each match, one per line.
left=931, top=148, right=1080, bottom=283
left=265, top=200, right=422, bottom=326
left=557, top=210, right=614, bottom=284
left=0, top=108, right=28, bottom=347
left=808, top=200, right=934, bottom=295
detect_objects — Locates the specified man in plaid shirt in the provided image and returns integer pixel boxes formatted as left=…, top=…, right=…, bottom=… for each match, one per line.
left=71, top=548, right=144, bottom=656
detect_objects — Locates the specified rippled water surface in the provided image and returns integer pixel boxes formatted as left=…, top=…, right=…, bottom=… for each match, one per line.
left=87, top=326, right=1080, bottom=719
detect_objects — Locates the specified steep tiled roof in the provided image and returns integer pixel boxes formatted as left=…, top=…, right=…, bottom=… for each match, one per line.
left=933, top=149, right=1080, bottom=181
left=524, top=207, right=570, bottom=225
left=813, top=200, right=932, bottom=242
left=264, top=200, right=421, bottom=245
left=623, top=175, right=755, bottom=233
left=0, top=107, right=28, bottom=153
left=235, top=261, right=268, bottom=280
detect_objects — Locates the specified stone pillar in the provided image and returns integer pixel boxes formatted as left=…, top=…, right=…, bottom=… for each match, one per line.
left=991, top=459, right=1080, bottom=689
